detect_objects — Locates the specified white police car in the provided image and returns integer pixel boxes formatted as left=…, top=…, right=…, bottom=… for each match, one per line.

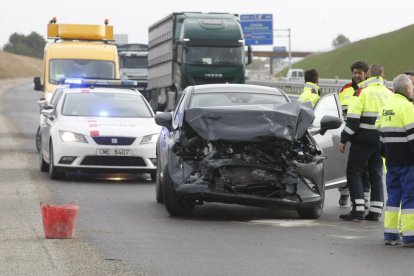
left=38, top=79, right=161, bottom=180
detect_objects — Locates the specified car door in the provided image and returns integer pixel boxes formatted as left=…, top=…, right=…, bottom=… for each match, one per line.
left=41, top=103, right=59, bottom=162
left=158, top=91, right=187, bottom=172
left=311, top=93, right=348, bottom=189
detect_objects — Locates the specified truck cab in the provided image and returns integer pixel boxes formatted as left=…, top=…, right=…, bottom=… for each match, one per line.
left=34, top=18, right=120, bottom=102
left=148, top=12, right=252, bottom=111
left=117, top=44, right=148, bottom=94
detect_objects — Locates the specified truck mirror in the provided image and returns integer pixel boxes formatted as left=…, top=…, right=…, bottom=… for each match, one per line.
left=33, top=77, right=43, bottom=91
left=246, top=45, right=253, bottom=65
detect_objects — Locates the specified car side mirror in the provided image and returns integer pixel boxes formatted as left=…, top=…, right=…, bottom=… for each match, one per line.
left=33, top=77, right=43, bottom=91
left=320, top=115, right=342, bottom=135
left=41, top=109, right=54, bottom=121
left=37, top=99, right=48, bottom=108
left=154, top=112, right=173, bottom=131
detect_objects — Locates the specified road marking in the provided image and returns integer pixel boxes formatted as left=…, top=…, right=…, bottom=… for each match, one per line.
left=325, top=234, right=364, bottom=240
left=242, top=219, right=326, bottom=227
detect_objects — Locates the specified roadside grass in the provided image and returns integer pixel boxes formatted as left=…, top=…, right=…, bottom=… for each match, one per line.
left=0, top=51, right=43, bottom=80
left=278, top=24, right=414, bottom=80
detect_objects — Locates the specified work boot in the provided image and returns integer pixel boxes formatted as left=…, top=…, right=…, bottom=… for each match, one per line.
left=338, top=195, right=349, bottom=207
left=365, top=212, right=381, bottom=221
left=385, top=239, right=401, bottom=245
left=339, top=210, right=364, bottom=221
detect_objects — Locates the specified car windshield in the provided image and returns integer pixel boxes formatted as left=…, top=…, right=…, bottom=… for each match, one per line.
left=189, top=92, right=288, bottom=109
left=184, top=46, right=243, bottom=65
left=120, top=56, right=148, bottom=69
left=61, top=92, right=152, bottom=118
left=50, top=59, right=116, bottom=84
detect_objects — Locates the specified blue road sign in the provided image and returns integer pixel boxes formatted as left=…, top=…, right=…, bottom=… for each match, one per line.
left=240, top=14, right=273, bottom=45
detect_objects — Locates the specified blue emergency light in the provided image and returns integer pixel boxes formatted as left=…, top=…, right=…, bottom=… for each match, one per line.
left=62, top=78, right=138, bottom=88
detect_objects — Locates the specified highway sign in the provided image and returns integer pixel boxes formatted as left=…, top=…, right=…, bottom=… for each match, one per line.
left=240, top=14, right=273, bottom=45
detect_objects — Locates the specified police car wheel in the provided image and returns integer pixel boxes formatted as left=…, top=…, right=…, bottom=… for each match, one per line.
left=48, top=141, right=65, bottom=180
left=39, top=150, right=49, bottom=172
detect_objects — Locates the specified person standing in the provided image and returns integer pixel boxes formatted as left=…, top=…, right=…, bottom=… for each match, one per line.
left=339, top=64, right=393, bottom=221
left=337, top=60, right=371, bottom=207
left=378, top=74, right=414, bottom=246
left=298, top=69, right=320, bottom=107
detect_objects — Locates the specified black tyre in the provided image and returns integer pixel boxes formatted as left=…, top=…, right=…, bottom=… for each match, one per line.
left=162, top=167, right=195, bottom=216
left=35, top=126, right=41, bottom=152
left=150, top=171, right=157, bottom=182
left=39, top=151, right=49, bottom=172
left=297, top=187, right=325, bottom=219
left=48, top=141, right=65, bottom=180
left=297, top=205, right=323, bottom=219
left=155, top=164, right=163, bottom=203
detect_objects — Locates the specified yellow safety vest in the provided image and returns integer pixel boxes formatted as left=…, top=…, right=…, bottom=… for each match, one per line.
left=341, top=77, right=393, bottom=145
left=298, top=82, right=320, bottom=107
left=378, top=93, right=414, bottom=166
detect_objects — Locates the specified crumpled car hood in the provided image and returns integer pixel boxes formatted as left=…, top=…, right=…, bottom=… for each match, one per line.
left=183, top=101, right=315, bottom=141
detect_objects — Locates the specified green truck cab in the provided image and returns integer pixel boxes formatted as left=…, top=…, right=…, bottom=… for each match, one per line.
left=148, top=12, right=252, bottom=111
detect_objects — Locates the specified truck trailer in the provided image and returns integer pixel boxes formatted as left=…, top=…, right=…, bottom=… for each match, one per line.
left=147, top=12, right=252, bottom=111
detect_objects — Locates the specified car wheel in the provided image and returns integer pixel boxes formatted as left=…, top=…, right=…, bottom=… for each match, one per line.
left=297, top=188, right=325, bottom=219
left=48, top=141, right=65, bottom=180
left=150, top=171, right=157, bottom=182
left=297, top=204, right=323, bottom=219
left=162, top=167, right=195, bottom=216
left=39, top=149, right=49, bottom=172
left=155, top=164, right=164, bottom=203
left=35, top=126, right=41, bottom=152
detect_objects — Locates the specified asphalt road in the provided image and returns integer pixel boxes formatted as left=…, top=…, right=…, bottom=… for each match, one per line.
left=1, top=80, right=410, bottom=276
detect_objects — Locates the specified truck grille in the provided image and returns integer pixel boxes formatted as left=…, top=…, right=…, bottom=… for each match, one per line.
left=81, top=156, right=146, bottom=166
left=92, top=137, right=136, bottom=145
left=192, top=77, right=234, bottom=85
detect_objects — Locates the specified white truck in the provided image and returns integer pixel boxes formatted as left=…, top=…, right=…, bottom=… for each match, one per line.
left=117, top=43, right=148, bottom=95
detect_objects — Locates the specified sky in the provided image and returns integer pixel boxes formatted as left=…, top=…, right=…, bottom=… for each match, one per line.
left=1, top=0, right=414, bottom=52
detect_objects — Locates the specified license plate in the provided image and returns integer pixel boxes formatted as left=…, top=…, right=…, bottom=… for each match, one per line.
left=96, top=148, right=132, bottom=156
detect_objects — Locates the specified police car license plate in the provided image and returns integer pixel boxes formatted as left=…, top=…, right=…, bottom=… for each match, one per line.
left=96, top=148, right=132, bottom=156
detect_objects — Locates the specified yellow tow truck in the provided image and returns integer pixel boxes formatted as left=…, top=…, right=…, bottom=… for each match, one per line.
left=34, top=18, right=120, bottom=101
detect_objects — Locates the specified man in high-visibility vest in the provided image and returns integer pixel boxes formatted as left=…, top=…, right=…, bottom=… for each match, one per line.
left=339, top=64, right=393, bottom=221
left=404, top=71, right=414, bottom=85
left=337, top=60, right=371, bottom=207
left=377, top=74, right=414, bottom=246
left=298, top=69, right=320, bottom=107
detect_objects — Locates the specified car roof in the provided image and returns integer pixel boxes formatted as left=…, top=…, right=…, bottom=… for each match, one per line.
left=189, top=83, right=286, bottom=96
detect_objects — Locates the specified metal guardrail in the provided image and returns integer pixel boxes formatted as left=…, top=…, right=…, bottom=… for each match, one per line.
left=246, top=79, right=345, bottom=97
left=247, top=79, right=394, bottom=97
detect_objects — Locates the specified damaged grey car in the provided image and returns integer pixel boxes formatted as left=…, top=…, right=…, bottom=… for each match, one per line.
left=154, top=84, right=345, bottom=219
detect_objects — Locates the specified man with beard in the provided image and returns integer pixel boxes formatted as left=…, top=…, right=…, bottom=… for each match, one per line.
left=337, top=60, right=371, bottom=208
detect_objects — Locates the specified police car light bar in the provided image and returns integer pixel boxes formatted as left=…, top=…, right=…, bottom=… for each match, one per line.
left=62, top=78, right=138, bottom=88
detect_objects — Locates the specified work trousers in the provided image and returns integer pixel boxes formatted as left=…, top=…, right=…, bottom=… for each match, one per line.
left=347, top=142, right=383, bottom=213
left=339, top=166, right=370, bottom=196
left=384, top=166, right=414, bottom=243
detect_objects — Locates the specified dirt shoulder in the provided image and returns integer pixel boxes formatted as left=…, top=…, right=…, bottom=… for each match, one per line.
left=0, top=51, right=43, bottom=80
left=0, top=79, right=143, bottom=275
